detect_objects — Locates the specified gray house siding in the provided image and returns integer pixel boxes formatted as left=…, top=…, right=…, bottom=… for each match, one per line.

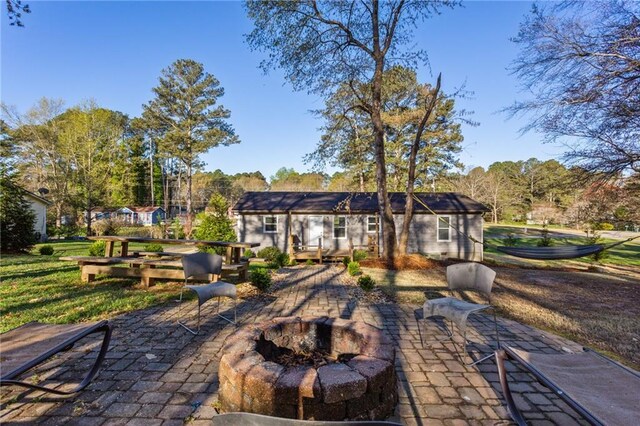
left=394, top=214, right=483, bottom=261
left=236, top=212, right=483, bottom=261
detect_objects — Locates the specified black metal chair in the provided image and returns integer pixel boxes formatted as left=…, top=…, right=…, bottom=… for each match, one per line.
left=179, top=252, right=237, bottom=334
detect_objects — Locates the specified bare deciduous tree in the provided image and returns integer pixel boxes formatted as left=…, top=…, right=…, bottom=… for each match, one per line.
left=509, top=1, right=640, bottom=177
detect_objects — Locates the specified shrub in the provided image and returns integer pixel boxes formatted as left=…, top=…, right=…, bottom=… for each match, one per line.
left=305, top=259, right=315, bottom=266
left=596, top=222, right=615, bottom=231
left=289, top=258, right=298, bottom=266
left=503, top=233, right=519, bottom=247
left=0, top=173, right=36, bottom=252
left=352, top=249, right=368, bottom=262
left=342, top=256, right=350, bottom=267
left=358, top=275, right=376, bottom=292
left=144, top=243, right=163, bottom=252
left=536, top=227, right=553, bottom=247
left=88, top=240, right=106, bottom=256
left=39, top=245, right=54, bottom=255
left=172, top=218, right=186, bottom=239
left=258, top=246, right=281, bottom=262
left=118, top=226, right=154, bottom=238
left=347, top=261, right=361, bottom=276
left=586, top=233, right=608, bottom=262
left=275, top=252, right=290, bottom=268
left=92, top=218, right=124, bottom=236
left=51, top=224, right=83, bottom=239
left=193, top=197, right=237, bottom=255
left=243, top=249, right=256, bottom=258
left=250, top=268, right=272, bottom=291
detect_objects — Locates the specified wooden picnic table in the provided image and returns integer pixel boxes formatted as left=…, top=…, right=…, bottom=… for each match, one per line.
left=60, top=255, right=251, bottom=287
left=87, top=236, right=259, bottom=264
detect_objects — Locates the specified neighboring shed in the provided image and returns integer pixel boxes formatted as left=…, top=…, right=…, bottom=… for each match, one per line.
left=233, top=192, right=490, bottom=262
left=21, top=189, right=52, bottom=241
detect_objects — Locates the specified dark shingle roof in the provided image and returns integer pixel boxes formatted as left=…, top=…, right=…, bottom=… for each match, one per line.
left=233, top=192, right=489, bottom=214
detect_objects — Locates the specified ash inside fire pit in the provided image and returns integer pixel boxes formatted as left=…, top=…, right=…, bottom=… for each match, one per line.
left=219, top=316, right=397, bottom=421
left=256, top=333, right=357, bottom=369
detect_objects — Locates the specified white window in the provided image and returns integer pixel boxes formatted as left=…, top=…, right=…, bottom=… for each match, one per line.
left=263, top=216, right=278, bottom=233
left=437, top=215, right=451, bottom=242
left=367, top=216, right=377, bottom=233
left=333, top=216, right=347, bottom=239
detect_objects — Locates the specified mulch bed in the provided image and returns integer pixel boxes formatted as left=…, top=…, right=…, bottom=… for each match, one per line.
left=360, top=254, right=440, bottom=270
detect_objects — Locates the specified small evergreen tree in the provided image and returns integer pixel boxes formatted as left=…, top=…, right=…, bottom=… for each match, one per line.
left=0, top=172, right=37, bottom=252
left=194, top=193, right=236, bottom=255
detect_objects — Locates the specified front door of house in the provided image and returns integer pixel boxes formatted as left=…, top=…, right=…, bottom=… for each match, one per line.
left=308, top=216, right=323, bottom=248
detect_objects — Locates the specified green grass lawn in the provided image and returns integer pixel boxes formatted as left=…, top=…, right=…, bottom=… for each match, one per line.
left=484, top=225, right=640, bottom=268
left=1, top=240, right=183, bottom=332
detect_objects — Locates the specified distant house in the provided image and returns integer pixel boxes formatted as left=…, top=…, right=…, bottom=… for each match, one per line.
left=21, top=189, right=52, bottom=241
left=233, top=192, right=490, bottom=261
left=114, top=207, right=136, bottom=223
left=88, top=206, right=165, bottom=226
left=88, top=208, right=115, bottom=222
left=130, top=206, right=165, bottom=226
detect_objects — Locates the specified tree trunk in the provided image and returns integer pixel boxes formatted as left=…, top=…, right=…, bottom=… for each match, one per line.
left=370, top=1, right=397, bottom=265
left=398, top=75, right=441, bottom=255
left=150, top=153, right=154, bottom=206
left=86, top=204, right=92, bottom=236
left=186, top=164, right=193, bottom=239
left=55, top=203, right=63, bottom=228
left=163, top=164, right=170, bottom=220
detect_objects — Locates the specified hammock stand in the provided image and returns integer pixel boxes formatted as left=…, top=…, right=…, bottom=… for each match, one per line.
left=411, top=194, right=639, bottom=261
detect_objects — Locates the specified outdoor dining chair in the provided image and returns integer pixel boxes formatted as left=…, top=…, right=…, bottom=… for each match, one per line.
left=179, top=252, right=237, bottom=334
left=416, top=262, right=500, bottom=366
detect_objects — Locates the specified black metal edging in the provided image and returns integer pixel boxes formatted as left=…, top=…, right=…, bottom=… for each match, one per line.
left=497, top=346, right=608, bottom=426
left=0, top=321, right=113, bottom=395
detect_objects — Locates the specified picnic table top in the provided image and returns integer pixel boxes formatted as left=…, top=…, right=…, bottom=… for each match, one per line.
left=87, top=236, right=259, bottom=248
left=59, top=256, right=187, bottom=267
left=60, top=256, right=248, bottom=268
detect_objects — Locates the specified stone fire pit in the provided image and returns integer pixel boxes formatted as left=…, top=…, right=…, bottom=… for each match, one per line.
left=219, top=316, right=397, bottom=421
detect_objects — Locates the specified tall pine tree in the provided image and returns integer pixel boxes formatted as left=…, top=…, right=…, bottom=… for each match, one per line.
left=141, top=59, right=239, bottom=236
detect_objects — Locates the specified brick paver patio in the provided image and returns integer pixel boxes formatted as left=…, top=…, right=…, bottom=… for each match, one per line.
left=1, top=265, right=588, bottom=425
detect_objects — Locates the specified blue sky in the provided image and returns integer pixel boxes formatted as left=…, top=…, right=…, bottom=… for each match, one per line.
left=2, top=1, right=563, bottom=180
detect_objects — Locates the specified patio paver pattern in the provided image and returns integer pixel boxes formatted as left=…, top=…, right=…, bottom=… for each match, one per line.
left=1, top=265, right=588, bottom=425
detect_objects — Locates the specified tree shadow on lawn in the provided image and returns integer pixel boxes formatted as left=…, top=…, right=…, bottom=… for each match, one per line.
left=1, top=265, right=80, bottom=281
left=363, top=264, right=640, bottom=368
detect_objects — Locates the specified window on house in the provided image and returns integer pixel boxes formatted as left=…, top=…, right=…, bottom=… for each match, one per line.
left=367, top=216, right=377, bottom=233
left=437, top=215, right=451, bottom=242
left=333, top=216, right=346, bottom=239
left=263, top=216, right=278, bottom=233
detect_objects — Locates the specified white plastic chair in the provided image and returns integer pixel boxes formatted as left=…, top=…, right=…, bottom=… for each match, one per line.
left=418, top=262, right=500, bottom=366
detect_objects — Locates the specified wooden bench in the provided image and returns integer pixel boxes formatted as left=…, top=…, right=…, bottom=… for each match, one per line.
left=222, top=262, right=249, bottom=281
left=61, top=256, right=248, bottom=287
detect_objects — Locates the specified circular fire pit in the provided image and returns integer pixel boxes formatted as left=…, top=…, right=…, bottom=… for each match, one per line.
left=219, top=316, right=397, bottom=421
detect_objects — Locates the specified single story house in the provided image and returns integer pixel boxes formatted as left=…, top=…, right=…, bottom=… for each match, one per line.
left=88, top=208, right=115, bottom=222
left=114, top=206, right=165, bottom=226
left=233, top=192, right=490, bottom=261
left=22, top=188, right=52, bottom=242
left=131, top=206, right=165, bottom=226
